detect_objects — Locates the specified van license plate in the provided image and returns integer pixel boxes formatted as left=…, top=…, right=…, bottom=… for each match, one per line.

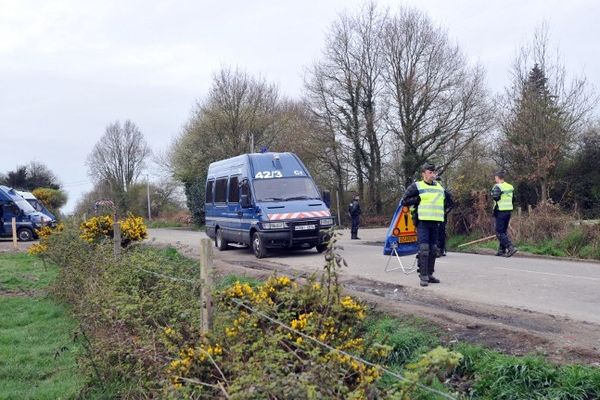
left=295, top=224, right=315, bottom=231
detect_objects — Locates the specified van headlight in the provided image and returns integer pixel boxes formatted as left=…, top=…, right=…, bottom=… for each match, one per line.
left=262, top=222, right=288, bottom=229
left=320, top=218, right=334, bottom=226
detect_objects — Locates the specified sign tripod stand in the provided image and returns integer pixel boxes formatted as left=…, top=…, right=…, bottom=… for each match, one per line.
left=383, top=201, right=419, bottom=274
left=384, top=241, right=418, bottom=274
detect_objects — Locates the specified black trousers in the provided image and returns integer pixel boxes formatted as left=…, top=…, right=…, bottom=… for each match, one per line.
left=437, top=220, right=447, bottom=252
left=351, top=215, right=360, bottom=237
left=495, top=210, right=513, bottom=250
left=417, top=220, right=439, bottom=276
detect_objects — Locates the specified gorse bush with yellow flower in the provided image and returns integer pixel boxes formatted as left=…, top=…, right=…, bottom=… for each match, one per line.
left=28, top=223, right=64, bottom=256
left=162, top=231, right=462, bottom=399
left=79, top=214, right=147, bottom=245
left=164, top=274, right=388, bottom=399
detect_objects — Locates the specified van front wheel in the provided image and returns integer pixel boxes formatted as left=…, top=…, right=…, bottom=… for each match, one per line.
left=17, top=228, right=34, bottom=242
left=215, top=228, right=229, bottom=251
left=252, top=232, right=268, bottom=259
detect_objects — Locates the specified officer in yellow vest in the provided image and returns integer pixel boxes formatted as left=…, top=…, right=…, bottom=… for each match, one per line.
left=401, top=163, right=445, bottom=287
left=491, top=171, right=518, bottom=257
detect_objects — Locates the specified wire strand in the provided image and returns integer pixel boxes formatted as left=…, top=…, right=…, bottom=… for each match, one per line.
left=136, top=267, right=197, bottom=284
left=229, top=298, right=457, bottom=400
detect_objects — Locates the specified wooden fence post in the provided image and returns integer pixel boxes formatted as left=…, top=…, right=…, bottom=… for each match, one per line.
left=200, top=238, right=213, bottom=336
left=113, top=213, right=121, bottom=257
left=12, top=217, right=18, bottom=250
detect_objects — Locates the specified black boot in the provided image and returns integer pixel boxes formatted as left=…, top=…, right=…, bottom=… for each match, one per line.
left=505, top=245, right=518, bottom=257
left=495, top=245, right=506, bottom=256
left=418, top=253, right=429, bottom=287
left=428, top=251, right=440, bottom=284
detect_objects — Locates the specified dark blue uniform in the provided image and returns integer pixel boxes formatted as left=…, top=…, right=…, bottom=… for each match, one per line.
left=348, top=198, right=361, bottom=240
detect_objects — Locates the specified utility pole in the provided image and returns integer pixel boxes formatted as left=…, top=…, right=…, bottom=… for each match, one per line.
left=146, top=175, right=151, bottom=220
left=250, top=131, right=254, bottom=153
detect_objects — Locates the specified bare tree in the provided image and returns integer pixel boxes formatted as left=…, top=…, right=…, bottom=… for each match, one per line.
left=87, top=120, right=151, bottom=212
left=498, top=24, right=597, bottom=202
left=304, top=2, right=388, bottom=212
left=382, top=7, right=492, bottom=185
left=169, top=67, right=295, bottom=224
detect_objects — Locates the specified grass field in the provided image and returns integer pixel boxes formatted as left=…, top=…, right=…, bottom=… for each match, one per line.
left=0, top=253, right=84, bottom=400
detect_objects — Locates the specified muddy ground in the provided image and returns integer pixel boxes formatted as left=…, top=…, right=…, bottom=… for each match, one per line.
left=211, top=256, right=600, bottom=366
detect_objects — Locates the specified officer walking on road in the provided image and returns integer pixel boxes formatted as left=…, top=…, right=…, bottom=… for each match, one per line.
left=402, top=163, right=445, bottom=286
left=348, top=194, right=362, bottom=240
left=491, top=171, right=518, bottom=257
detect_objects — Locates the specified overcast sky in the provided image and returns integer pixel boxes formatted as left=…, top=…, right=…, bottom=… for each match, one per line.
left=1, top=0, right=598, bottom=213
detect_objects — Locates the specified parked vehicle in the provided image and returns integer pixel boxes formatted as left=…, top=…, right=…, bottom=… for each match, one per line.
left=16, top=190, right=56, bottom=221
left=0, top=185, right=55, bottom=241
left=205, top=152, right=333, bottom=258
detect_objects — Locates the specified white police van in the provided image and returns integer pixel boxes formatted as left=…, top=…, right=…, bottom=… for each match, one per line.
left=205, top=152, right=333, bottom=258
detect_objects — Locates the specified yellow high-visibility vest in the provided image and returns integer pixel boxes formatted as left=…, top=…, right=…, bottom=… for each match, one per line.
left=416, top=181, right=445, bottom=222
left=496, top=182, right=514, bottom=211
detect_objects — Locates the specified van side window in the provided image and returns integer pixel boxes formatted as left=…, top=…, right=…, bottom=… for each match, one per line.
left=241, top=180, right=252, bottom=201
left=206, top=180, right=214, bottom=203
left=215, top=178, right=228, bottom=203
left=228, top=176, right=240, bottom=203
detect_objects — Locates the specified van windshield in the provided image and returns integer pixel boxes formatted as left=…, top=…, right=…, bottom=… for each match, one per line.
left=14, top=198, right=36, bottom=213
left=253, top=177, right=320, bottom=202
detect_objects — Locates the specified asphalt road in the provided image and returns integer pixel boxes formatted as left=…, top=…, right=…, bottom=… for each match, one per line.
left=148, top=227, right=600, bottom=325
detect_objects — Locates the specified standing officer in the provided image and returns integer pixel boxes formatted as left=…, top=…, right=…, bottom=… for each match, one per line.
left=402, top=163, right=445, bottom=286
left=491, top=170, right=517, bottom=257
left=348, top=194, right=361, bottom=240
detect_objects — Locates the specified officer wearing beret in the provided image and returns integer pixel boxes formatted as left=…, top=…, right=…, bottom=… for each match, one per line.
left=401, top=163, right=445, bottom=287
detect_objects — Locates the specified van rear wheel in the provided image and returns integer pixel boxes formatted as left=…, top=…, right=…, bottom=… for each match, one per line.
left=252, top=232, right=268, bottom=259
left=17, top=228, right=34, bottom=242
left=215, top=228, right=229, bottom=251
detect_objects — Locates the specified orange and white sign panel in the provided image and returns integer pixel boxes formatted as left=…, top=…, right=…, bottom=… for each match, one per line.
left=392, top=206, right=416, bottom=238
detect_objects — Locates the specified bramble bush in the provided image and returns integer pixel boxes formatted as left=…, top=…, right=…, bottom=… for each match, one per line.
left=39, top=223, right=201, bottom=398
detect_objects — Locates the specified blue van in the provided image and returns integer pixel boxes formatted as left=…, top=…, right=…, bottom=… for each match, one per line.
left=205, top=152, right=333, bottom=258
left=0, top=185, right=55, bottom=241
left=17, top=190, right=57, bottom=221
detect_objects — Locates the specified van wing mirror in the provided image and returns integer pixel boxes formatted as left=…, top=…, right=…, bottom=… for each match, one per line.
left=322, top=190, right=331, bottom=208
left=240, top=194, right=251, bottom=208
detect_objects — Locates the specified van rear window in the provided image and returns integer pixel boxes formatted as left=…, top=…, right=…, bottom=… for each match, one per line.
left=215, top=178, right=228, bottom=203
left=206, top=180, right=214, bottom=203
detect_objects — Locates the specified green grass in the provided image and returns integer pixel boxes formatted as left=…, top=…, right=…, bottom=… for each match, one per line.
left=0, top=253, right=57, bottom=292
left=452, top=342, right=600, bottom=399
left=145, top=219, right=185, bottom=229
left=448, top=230, right=600, bottom=260
left=0, top=253, right=85, bottom=399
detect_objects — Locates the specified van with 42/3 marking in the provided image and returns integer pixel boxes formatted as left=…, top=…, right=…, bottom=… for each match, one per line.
left=205, top=152, right=333, bottom=258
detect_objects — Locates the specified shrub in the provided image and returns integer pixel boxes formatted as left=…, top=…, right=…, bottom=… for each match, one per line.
left=511, top=202, right=571, bottom=243
left=79, top=214, right=147, bottom=246
left=28, top=223, right=64, bottom=256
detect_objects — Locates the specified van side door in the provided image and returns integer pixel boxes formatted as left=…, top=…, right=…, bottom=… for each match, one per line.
left=227, top=175, right=242, bottom=242
left=239, top=179, right=254, bottom=246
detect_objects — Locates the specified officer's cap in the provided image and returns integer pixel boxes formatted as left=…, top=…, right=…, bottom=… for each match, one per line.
left=420, top=163, right=436, bottom=172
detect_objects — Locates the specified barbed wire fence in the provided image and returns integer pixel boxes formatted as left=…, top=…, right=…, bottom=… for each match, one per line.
left=131, top=237, right=456, bottom=399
